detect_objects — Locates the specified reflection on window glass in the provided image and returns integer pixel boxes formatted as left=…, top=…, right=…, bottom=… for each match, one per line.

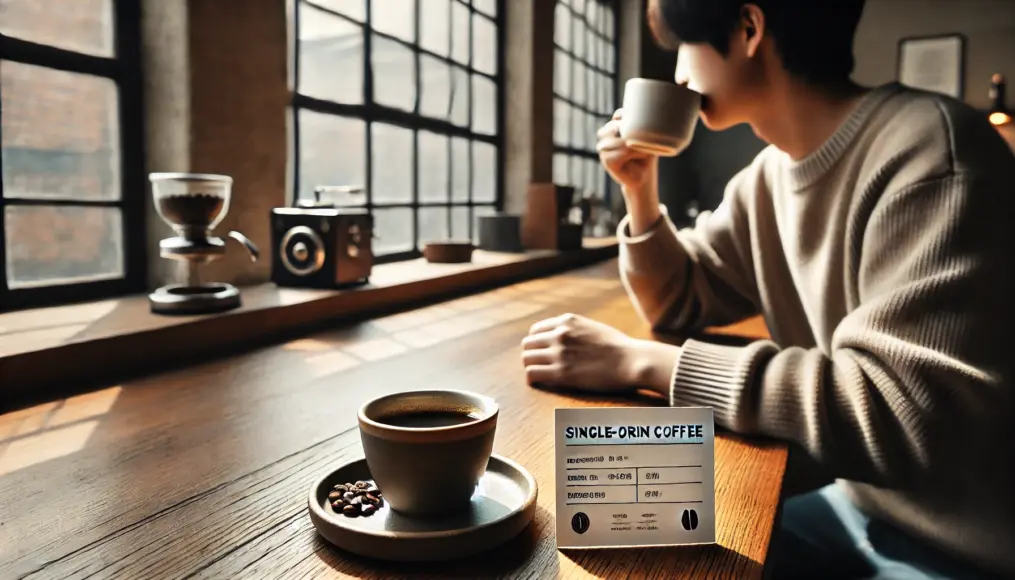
left=312, top=0, right=366, bottom=21
left=472, top=75, right=497, bottom=135
left=298, top=110, right=366, bottom=200
left=5, top=205, right=123, bottom=288
left=420, top=0, right=450, bottom=56
left=0, top=0, right=114, bottom=57
left=472, top=14, right=497, bottom=75
left=371, top=123, right=413, bottom=203
left=1, top=62, right=121, bottom=201
left=418, top=207, right=449, bottom=244
left=451, top=1, right=470, bottom=65
left=473, top=141, right=496, bottom=203
left=373, top=207, right=414, bottom=253
left=420, top=55, right=451, bottom=119
left=418, top=131, right=449, bottom=203
left=570, top=106, right=584, bottom=149
left=372, top=35, right=416, bottom=111
left=370, top=0, right=414, bottom=41
left=451, top=137, right=469, bottom=202
left=298, top=3, right=364, bottom=104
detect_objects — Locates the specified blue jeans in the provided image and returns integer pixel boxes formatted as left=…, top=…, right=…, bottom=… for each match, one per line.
left=771, top=484, right=1002, bottom=580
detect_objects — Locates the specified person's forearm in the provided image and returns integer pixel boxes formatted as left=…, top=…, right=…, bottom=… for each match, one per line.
left=622, top=183, right=663, bottom=236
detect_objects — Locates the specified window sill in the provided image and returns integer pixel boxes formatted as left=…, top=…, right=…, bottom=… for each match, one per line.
left=0, top=238, right=618, bottom=411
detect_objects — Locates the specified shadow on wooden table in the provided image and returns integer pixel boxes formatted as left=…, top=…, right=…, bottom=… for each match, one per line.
left=560, top=543, right=763, bottom=579
left=311, top=505, right=558, bottom=578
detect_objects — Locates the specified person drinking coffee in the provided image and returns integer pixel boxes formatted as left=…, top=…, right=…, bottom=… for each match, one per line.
left=521, top=1, right=1015, bottom=578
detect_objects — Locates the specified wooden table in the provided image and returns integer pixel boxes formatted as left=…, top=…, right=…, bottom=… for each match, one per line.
left=0, top=260, right=787, bottom=579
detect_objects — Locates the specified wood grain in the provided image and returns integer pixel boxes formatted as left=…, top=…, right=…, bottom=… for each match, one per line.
left=0, top=260, right=787, bottom=579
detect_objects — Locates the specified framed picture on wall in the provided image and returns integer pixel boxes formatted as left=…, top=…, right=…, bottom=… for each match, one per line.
left=897, top=34, right=965, bottom=99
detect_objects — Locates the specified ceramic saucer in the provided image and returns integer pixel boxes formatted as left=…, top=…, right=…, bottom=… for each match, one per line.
left=307, top=454, right=538, bottom=561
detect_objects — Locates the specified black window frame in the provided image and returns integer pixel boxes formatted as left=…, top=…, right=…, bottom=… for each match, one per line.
left=0, top=0, right=146, bottom=313
left=552, top=0, right=620, bottom=206
left=290, top=0, right=505, bottom=264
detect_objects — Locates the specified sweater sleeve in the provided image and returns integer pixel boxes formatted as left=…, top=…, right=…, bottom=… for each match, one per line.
left=618, top=164, right=761, bottom=332
left=669, top=173, right=1014, bottom=487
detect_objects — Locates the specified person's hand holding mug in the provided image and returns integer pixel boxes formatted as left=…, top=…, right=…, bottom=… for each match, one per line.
left=598, top=79, right=701, bottom=236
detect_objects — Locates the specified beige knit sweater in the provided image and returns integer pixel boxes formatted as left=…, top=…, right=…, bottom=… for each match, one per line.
left=618, top=83, right=1015, bottom=574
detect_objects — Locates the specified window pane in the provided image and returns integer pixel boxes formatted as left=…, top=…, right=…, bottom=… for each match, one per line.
left=553, top=153, right=569, bottom=185
left=584, top=157, right=599, bottom=195
left=587, top=0, right=598, bottom=28
left=1, top=62, right=120, bottom=201
left=451, top=206, right=469, bottom=240
left=586, top=62, right=596, bottom=108
left=472, top=75, right=496, bottom=135
left=570, top=154, right=583, bottom=189
left=420, top=0, right=449, bottom=56
left=574, top=62, right=586, bottom=106
left=473, top=141, right=496, bottom=203
left=418, top=131, right=448, bottom=203
left=298, top=3, right=363, bottom=104
left=573, top=21, right=585, bottom=59
left=586, top=113, right=599, bottom=152
left=298, top=111, right=366, bottom=200
left=451, top=137, right=469, bottom=202
left=372, top=35, right=415, bottom=111
left=420, top=55, right=451, bottom=119
left=371, top=0, right=414, bottom=41
left=451, top=1, right=469, bottom=65
left=371, top=123, right=413, bottom=203
left=554, top=50, right=571, bottom=98
left=0, top=0, right=113, bottom=57
left=571, top=105, right=584, bottom=149
left=450, top=66, right=469, bottom=127
left=473, top=0, right=496, bottom=17
left=604, top=76, right=614, bottom=113
left=373, top=207, right=413, bottom=254
left=604, top=8, right=614, bottom=38
left=606, top=38, right=615, bottom=73
left=573, top=0, right=586, bottom=16
left=312, top=0, right=366, bottom=21
left=472, top=13, right=497, bottom=75
left=419, top=207, right=449, bottom=244
left=554, top=3, right=571, bottom=51
left=5, top=205, right=123, bottom=288
left=553, top=99, right=570, bottom=147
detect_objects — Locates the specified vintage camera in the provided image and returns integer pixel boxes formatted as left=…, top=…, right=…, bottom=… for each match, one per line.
left=270, top=186, right=373, bottom=288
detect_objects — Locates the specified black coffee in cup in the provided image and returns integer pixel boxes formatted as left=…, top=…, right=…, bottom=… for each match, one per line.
left=378, top=410, right=480, bottom=428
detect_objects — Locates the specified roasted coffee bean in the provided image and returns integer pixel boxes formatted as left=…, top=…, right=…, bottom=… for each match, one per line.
left=333, top=484, right=348, bottom=492
left=342, top=491, right=355, bottom=501
left=328, top=491, right=342, bottom=501
left=365, top=494, right=379, bottom=505
left=362, top=504, right=377, bottom=516
left=343, top=505, right=359, bottom=517
left=331, top=500, right=345, bottom=510
left=355, top=481, right=368, bottom=489
left=366, top=486, right=379, bottom=495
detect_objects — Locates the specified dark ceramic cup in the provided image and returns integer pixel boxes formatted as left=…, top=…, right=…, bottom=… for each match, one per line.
left=358, top=390, right=498, bottom=517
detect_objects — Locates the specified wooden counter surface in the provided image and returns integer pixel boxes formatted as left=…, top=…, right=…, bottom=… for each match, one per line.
left=0, top=260, right=787, bottom=579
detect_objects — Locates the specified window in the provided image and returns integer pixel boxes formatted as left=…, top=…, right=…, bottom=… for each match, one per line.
left=552, top=0, right=617, bottom=205
left=290, top=0, right=502, bottom=261
left=0, top=0, right=144, bottom=312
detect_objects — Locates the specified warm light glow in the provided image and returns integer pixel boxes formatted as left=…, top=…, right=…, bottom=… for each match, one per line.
left=989, top=111, right=1012, bottom=126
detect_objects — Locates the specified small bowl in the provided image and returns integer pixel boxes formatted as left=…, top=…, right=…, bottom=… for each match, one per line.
left=423, top=241, right=475, bottom=264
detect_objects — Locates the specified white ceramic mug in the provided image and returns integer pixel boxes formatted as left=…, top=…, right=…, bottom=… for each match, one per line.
left=619, top=78, right=701, bottom=157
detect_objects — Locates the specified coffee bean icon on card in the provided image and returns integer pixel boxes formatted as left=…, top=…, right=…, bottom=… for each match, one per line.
left=572, top=512, right=590, bottom=534
left=681, top=509, right=699, bottom=531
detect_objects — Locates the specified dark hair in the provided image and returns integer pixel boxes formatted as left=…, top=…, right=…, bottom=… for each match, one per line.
left=648, top=0, right=866, bottom=85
